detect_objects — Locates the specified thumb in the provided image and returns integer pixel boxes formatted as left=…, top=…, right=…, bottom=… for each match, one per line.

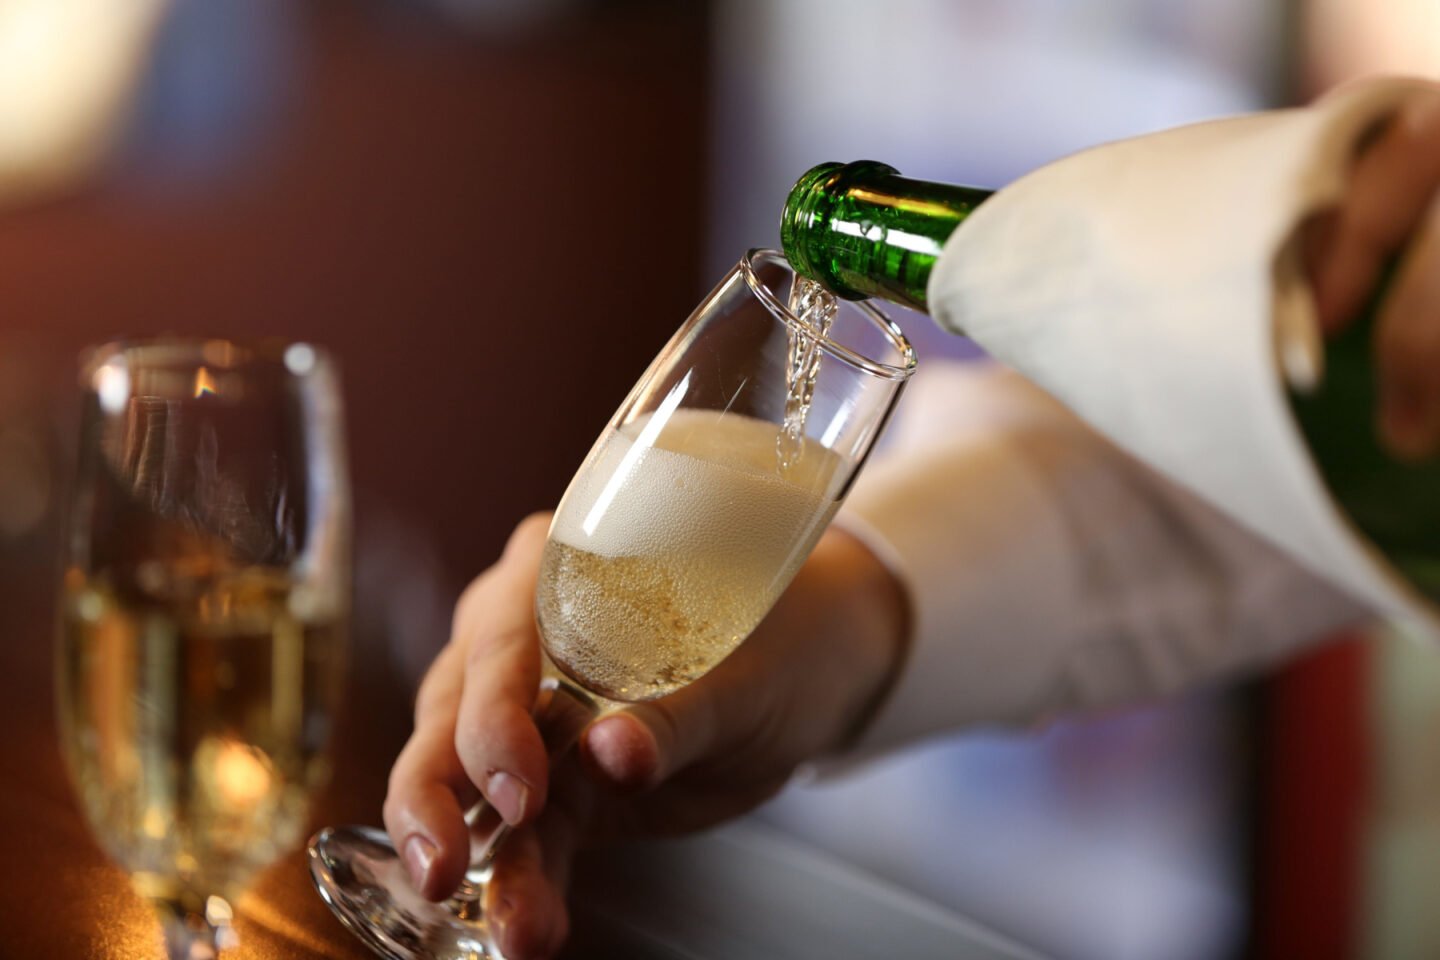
left=579, top=684, right=726, bottom=791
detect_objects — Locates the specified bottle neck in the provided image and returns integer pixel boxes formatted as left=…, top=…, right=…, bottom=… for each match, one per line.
left=781, top=161, right=992, bottom=312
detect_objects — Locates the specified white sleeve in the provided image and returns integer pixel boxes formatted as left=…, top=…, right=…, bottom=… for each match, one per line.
left=838, top=361, right=1369, bottom=754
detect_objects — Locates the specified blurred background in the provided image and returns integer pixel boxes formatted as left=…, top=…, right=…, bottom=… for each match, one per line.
left=0, top=0, right=1435, bottom=957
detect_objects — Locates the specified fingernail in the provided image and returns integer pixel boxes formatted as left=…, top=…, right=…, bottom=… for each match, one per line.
left=585, top=715, right=656, bottom=789
left=487, top=771, right=531, bottom=826
left=402, top=834, right=437, bottom=892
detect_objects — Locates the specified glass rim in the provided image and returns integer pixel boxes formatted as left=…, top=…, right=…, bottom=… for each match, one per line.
left=741, top=248, right=917, bottom=382
left=78, top=336, right=336, bottom=383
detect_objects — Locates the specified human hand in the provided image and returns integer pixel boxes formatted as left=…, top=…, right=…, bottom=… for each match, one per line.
left=1306, top=83, right=1440, bottom=460
left=381, top=513, right=907, bottom=959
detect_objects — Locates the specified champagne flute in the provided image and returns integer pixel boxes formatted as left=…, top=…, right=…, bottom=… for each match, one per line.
left=57, top=338, right=351, bottom=959
left=309, top=249, right=915, bottom=959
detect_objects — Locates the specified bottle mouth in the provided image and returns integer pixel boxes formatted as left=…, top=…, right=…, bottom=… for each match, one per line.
left=780, top=161, right=901, bottom=302
left=742, top=249, right=916, bottom=382
left=779, top=161, right=844, bottom=289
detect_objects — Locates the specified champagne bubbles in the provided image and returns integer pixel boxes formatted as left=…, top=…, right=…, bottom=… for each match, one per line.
left=539, top=410, right=846, bottom=702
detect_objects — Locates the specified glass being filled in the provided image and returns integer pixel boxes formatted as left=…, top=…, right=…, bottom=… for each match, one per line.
left=308, top=249, right=915, bottom=960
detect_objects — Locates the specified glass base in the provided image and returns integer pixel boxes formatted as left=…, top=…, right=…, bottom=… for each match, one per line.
left=308, top=825, right=503, bottom=960
left=154, top=893, right=237, bottom=960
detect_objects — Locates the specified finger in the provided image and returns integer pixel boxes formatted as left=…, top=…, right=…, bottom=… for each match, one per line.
left=578, top=712, right=665, bottom=791
left=412, top=632, right=466, bottom=727
left=486, top=827, right=564, bottom=960
left=575, top=528, right=890, bottom=793
left=1313, top=90, right=1440, bottom=332
left=490, top=765, right=592, bottom=960
left=580, top=684, right=724, bottom=793
left=578, top=701, right=794, bottom=839
left=1376, top=194, right=1440, bottom=459
left=579, top=638, right=791, bottom=795
left=576, top=526, right=901, bottom=793
left=454, top=514, right=553, bottom=828
left=382, top=716, right=478, bottom=900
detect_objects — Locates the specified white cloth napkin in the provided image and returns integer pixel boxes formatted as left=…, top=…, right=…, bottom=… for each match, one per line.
left=927, top=76, right=1439, bottom=639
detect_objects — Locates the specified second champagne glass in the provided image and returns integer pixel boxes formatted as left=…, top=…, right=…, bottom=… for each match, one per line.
left=309, top=249, right=916, bottom=959
left=58, top=338, right=351, bottom=959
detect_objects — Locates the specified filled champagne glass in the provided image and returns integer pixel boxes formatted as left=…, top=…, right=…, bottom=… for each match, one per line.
left=57, top=339, right=351, bottom=958
left=309, top=249, right=916, bottom=959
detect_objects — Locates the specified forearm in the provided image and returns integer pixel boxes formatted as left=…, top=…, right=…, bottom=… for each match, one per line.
left=835, top=363, right=1370, bottom=756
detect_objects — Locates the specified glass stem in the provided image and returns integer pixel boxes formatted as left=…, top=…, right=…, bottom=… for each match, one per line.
left=453, top=665, right=599, bottom=900
left=155, top=896, right=237, bottom=960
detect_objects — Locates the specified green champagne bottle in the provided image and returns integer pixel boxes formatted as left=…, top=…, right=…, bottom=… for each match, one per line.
left=781, top=160, right=1440, bottom=604
left=780, top=161, right=991, bottom=312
